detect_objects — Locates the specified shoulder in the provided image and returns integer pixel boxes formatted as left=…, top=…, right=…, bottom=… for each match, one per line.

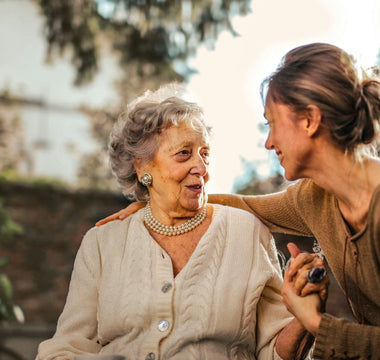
left=216, top=203, right=263, bottom=222
left=82, top=211, right=143, bottom=251
left=286, top=179, right=334, bottom=207
left=286, top=178, right=323, bottom=197
left=214, top=204, right=271, bottom=236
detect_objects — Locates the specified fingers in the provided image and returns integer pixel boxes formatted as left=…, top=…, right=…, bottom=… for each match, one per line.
left=127, top=202, right=146, bottom=216
left=287, top=266, right=329, bottom=303
left=291, top=255, right=324, bottom=284
left=286, top=251, right=322, bottom=278
left=96, top=209, right=126, bottom=226
left=284, top=242, right=329, bottom=300
left=287, top=242, right=301, bottom=258
left=299, top=276, right=330, bottom=298
left=95, top=202, right=146, bottom=227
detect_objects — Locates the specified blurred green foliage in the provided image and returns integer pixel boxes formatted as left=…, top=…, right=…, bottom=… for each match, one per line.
left=0, top=261, right=25, bottom=324
left=0, top=198, right=24, bottom=323
left=0, top=200, right=23, bottom=246
left=36, top=0, right=251, bottom=85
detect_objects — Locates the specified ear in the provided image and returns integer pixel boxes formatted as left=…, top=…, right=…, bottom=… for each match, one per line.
left=134, top=158, right=145, bottom=179
left=304, top=105, right=322, bottom=137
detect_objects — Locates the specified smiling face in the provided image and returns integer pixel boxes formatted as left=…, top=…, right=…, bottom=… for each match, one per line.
left=137, top=121, right=210, bottom=224
left=264, top=97, right=313, bottom=181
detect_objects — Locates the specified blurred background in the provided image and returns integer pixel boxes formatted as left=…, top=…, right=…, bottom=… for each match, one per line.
left=0, top=0, right=379, bottom=358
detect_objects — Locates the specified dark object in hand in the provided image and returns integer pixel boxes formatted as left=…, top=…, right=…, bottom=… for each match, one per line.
left=307, top=267, right=326, bottom=284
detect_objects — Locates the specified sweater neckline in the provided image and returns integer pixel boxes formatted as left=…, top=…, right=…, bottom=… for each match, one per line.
left=135, top=204, right=224, bottom=281
left=334, top=182, right=380, bottom=241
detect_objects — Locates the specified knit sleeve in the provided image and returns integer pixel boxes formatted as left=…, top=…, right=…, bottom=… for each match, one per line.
left=314, top=313, right=380, bottom=359
left=208, top=179, right=314, bottom=236
left=36, top=227, right=102, bottom=359
left=253, top=222, right=295, bottom=359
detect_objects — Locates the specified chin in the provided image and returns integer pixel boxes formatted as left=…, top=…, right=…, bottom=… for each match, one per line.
left=284, top=170, right=302, bottom=182
left=284, top=174, right=294, bottom=181
left=283, top=168, right=295, bottom=181
left=185, top=196, right=206, bottom=212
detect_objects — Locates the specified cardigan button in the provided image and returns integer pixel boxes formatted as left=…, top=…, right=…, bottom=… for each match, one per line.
left=161, top=282, right=172, bottom=293
left=158, top=320, right=170, bottom=332
left=145, top=352, right=155, bottom=360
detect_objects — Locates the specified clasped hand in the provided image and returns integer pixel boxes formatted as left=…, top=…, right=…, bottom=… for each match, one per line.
left=282, top=242, right=330, bottom=336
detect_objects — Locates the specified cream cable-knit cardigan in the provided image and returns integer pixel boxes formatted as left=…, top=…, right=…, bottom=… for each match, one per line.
left=37, top=205, right=293, bottom=360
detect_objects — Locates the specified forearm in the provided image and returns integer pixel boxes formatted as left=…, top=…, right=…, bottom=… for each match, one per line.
left=208, top=191, right=312, bottom=236
left=208, top=193, right=253, bottom=212
left=275, top=318, right=314, bottom=360
left=314, top=313, right=380, bottom=359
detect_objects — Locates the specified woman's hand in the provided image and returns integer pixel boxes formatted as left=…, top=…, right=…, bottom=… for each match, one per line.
left=95, top=202, right=146, bottom=226
left=286, top=243, right=329, bottom=301
left=281, top=242, right=330, bottom=336
left=282, top=281, right=322, bottom=336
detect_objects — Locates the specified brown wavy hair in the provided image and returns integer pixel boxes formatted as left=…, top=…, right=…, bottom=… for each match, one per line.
left=261, top=43, right=380, bottom=155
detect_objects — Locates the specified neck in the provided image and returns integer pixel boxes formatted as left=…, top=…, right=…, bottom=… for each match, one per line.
left=144, top=202, right=207, bottom=236
left=303, top=148, right=380, bottom=231
left=309, top=154, right=376, bottom=199
left=148, top=196, right=205, bottom=227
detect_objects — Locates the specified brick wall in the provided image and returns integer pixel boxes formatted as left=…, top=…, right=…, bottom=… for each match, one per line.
left=0, top=179, right=129, bottom=324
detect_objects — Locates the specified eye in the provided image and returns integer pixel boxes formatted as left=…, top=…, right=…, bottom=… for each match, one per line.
left=201, top=149, right=210, bottom=163
left=175, top=149, right=191, bottom=161
left=263, top=119, right=274, bottom=130
left=178, top=150, right=190, bottom=155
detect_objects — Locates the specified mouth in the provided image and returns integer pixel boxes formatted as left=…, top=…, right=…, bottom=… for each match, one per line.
left=276, top=151, right=283, bottom=163
left=186, top=184, right=203, bottom=193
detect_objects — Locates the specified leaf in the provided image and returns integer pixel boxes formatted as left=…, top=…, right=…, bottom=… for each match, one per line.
left=0, top=273, right=13, bottom=299
left=12, top=305, right=25, bottom=323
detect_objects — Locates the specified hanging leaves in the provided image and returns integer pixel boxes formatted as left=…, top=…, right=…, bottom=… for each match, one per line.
left=36, top=0, right=251, bottom=85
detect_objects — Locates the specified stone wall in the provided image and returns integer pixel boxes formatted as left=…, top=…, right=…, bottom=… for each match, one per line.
left=0, top=180, right=129, bottom=325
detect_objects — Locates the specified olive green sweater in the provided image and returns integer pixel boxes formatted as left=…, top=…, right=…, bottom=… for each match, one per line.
left=37, top=205, right=293, bottom=360
left=210, top=179, right=380, bottom=359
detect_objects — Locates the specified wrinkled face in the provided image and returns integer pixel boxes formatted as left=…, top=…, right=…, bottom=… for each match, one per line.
left=264, top=97, right=311, bottom=181
left=142, top=121, right=210, bottom=219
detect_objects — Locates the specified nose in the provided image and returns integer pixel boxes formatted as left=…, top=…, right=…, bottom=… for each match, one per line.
left=264, top=131, right=273, bottom=150
left=190, top=153, right=208, bottom=177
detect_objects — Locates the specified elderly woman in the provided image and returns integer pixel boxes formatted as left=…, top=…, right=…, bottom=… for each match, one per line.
left=36, top=85, right=316, bottom=360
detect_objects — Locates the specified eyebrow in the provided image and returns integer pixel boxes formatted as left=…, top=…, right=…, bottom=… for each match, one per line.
left=169, top=140, right=191, bottom=150
left=169, top=140, right=210, bottom=152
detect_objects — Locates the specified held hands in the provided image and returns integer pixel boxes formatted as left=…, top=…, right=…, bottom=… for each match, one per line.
left=281, top=242, right=330, bottom=336
left=95, top=202, right=146, bottom=226
left=286, top=243, right=329, bottom=301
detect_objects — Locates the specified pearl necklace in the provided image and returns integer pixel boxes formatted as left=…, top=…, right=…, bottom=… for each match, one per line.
left=144, top=202, right=207, bottom=236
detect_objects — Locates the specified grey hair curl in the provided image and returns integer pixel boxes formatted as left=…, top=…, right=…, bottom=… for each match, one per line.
left=109, top=84, right=211, bottom=201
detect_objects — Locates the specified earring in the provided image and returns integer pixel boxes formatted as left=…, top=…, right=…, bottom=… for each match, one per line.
left=140, top=173, right=152, bottom=187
